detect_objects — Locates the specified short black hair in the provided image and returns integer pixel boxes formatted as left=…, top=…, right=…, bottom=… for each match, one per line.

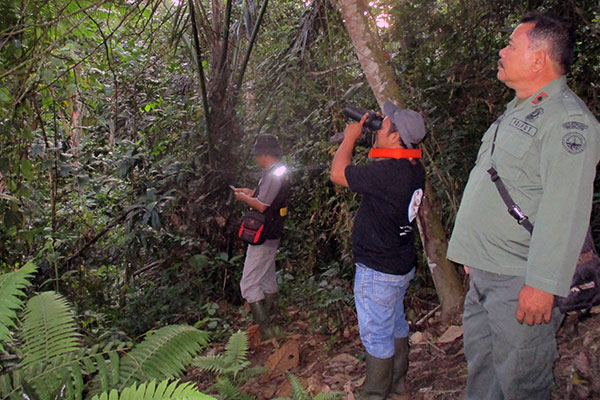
left=521, top=11, right=576, bottom=74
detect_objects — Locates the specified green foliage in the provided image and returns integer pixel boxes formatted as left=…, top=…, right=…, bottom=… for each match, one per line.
left=272, top=373, right=343, bottom=400
left=0, top=0, right=599, bottom=354
left=0, top=261, right=37, bottom=351
left=90, top=379, right=215, bottom=400
left=193, top=331, right=267, bottom=399
left=88, top=325, right=210, bottom=395
left=0, top=264, right=211, bottom=400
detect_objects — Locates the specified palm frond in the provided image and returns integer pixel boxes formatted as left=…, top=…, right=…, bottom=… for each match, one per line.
left=0, top=261, right=37, bottom=351
left=90, top=379, right=216, bottom=400
left=115, top=325, right=209, bottom=392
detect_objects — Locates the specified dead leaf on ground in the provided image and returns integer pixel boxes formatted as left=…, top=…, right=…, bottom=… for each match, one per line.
left=328, top=353, right=360, bottom=366
left=437, top=325, right=463, bottom=344
left=411, top=331, right=425, bottom=344
left=266, top=339, right=300, bottom=373
left=246, top=325, right=261, bottom=348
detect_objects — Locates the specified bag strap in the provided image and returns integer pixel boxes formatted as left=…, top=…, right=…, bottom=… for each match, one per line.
left=487, top=167, right=534, bottom=235
left=487, top=117, right=534, bottom=235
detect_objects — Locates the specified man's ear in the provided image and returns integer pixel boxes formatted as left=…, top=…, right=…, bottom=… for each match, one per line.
left=392, top=131, right=403, bottom=147
left=531, top=49, right=548, bottom=73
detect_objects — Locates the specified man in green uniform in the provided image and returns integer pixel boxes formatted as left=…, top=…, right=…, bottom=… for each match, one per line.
left=447, top=11, right=600, bottom=399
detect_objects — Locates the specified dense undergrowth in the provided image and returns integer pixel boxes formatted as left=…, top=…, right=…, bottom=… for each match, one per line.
left=0, top=1, right=598, bottom=391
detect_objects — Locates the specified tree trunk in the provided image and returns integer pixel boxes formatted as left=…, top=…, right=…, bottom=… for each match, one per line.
left=416, top=176, right=464, bottom=319
left=336, top=0, right=463, bottom=319
left=335, top=0, right=403, bottom=110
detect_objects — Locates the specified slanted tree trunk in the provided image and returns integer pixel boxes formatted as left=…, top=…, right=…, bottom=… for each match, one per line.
left=336, top=0, right=463, bottom=320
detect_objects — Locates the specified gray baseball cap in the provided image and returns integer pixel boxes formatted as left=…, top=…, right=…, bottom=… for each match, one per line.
left=383, top=100, right=426, bottom=149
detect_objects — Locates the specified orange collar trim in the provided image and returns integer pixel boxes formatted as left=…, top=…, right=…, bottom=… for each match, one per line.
left=368, top=148, right=422, bottom=159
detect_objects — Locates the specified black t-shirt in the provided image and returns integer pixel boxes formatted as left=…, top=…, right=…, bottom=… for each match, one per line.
left=345, top=158, right=425, bottom=275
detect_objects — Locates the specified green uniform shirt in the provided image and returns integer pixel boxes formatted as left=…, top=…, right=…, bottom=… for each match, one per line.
left=447, top=76, right=600, bottom=296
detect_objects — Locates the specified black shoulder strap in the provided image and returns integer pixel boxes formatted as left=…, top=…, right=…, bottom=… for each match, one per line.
left=487, top=116, right=534, bottom=235
left=487, top=167, right=534, bottom=235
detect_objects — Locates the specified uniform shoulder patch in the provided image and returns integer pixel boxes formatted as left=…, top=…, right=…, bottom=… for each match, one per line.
left=562, top=121, right=589, bottom=131
left=562, top=132, right=586, bottom=154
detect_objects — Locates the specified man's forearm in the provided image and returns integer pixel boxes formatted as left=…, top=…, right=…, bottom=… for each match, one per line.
left=330, top=138, right=357, bottom=187
left=238, top=193, right=268, bottom=212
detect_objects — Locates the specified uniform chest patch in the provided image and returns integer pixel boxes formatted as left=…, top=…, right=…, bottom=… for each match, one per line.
left=562, top=132, right=586, bottom=154
left=509, top=118, right=538, bottom=136
left=532, top=92, right=549, bottom=105
left=525, top=108, right=544, bottom=122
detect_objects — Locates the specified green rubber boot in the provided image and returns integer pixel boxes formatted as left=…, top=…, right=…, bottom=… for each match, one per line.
left=391, top=337, right=410, bottom=396
left=360, top=353, right=393, bottom=400
left=249, top=299, right=274, bottom=340
left=264, top=292, right=278, bottom=322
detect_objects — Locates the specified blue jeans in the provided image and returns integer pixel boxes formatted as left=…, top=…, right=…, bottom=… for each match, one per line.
left=354, top=263, right=415, bottom=358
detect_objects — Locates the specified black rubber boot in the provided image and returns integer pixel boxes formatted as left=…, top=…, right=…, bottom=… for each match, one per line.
left=361, top=353, right=393, bottom=400
left=391, top=337, right=409, bottom=396
left=249, top=299, right=274, bottom=340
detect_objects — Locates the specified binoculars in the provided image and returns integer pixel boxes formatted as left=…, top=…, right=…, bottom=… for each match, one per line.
left=329, top=105, right=383, bottom=144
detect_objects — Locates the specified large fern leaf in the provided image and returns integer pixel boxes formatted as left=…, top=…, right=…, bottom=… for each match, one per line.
left=90, top=379, right=216, bottom=400
left=0, top=262, right=37, bottom=351
left=21, top=291, right=81, bottom=369
left=18, top=291, right=82, bottom=399
left=114, top=325, right=209, bottom=392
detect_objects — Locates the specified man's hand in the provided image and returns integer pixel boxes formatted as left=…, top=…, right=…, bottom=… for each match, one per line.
left=233, top=188, right=254, bottom=196
left=342, top=113, right=368, bottom=143
left=330, top=113, right=368, bottom=187
left=516, top=284, right=555, bottom=325
left=233, top=188, right=253, bottom=201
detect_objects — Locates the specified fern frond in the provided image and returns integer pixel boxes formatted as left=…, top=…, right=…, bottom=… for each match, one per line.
left=192, top=354, right=229, bottom=375
left=0, top=262, right=37, bottom=351
left=21, top=291, right=80, bottom=369
left=223, top=331, right=250, bottom=378
left=223, top=331, right=248, bottom=366
left=90, top=379, right=216, bottom=400
left=238, top=365, right=269, bottom=382
left=193, top=331, right=250, bottom=379
left=313, top=392, right=344, bottom=400
left=213, top=376, right=240, bottom=399
left=114, top=325, right=209, bottom=392
left=288, top=373, right=309, bottom=400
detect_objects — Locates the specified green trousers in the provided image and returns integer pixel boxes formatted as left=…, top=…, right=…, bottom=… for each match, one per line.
left=463, top=268, right=563, bottom=400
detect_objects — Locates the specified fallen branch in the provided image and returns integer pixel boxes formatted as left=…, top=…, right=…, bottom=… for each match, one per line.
left=415, top=304, right=442, bottom=327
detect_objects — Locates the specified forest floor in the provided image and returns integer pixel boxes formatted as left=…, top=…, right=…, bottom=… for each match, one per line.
left=185, top=302, right=600, bottom=400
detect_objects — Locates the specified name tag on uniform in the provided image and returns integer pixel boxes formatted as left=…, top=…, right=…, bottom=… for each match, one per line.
left=509, top=118, right=538, bottom=137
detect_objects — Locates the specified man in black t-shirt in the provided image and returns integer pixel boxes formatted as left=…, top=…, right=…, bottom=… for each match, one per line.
left=330, top=101, right=426, bottom=399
